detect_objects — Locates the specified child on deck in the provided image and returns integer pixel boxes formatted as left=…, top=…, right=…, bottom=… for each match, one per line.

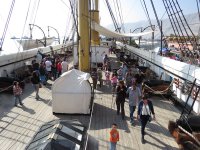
left=13, top=81, right=23, bottom=106
left=111, top=73, right=118, bottom=95
left=109, top=123, right=119, bottom=150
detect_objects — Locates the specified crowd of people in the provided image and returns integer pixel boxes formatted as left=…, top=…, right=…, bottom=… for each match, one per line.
left=161, top=49, right=200, bottom=67
left=13, top=51, right=70, bottom=105
left=90, top=52, right=157, bottom=147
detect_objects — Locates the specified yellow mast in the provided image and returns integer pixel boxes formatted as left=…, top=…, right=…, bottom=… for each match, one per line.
left=90, top=0, right=100, bottom=45
left=78, top=0, right=90, bottom=71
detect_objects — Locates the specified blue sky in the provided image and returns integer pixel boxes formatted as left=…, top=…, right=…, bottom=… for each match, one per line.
left=0, top=0, right=198, bottom=38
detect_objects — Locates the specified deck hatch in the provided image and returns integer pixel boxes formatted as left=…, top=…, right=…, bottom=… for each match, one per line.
left=25, top=120, right=86, bottom=150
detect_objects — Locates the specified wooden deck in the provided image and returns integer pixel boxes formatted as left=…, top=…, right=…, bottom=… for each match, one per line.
left=0, top=55, right=180, bottom=150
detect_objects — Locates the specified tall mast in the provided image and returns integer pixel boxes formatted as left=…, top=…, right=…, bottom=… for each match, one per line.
left=90, top=0, right=100, bottom=45
left=78, top=0, right=90, bottom=71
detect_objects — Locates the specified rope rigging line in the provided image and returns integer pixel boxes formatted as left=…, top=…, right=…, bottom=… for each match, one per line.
left=59, top=0, right=70, bottom=9
left=173, top=0, right=198, bottom=49
left=141, top=0, right=153, bottom=27
left=113, top=0, right=120, bottom=28
left=163, top=0, right=184, bottom=48
left=169, top=0, right=190, bottom=47
left=104, top=0, right=120, bottom=32
left=115, top=0, right=125, bottom=33
left=69, top=0, right=79, bottom=41
left=0, top=0, right=15, bottom=51
left=196, top=0, right=200, bottom=22
left=63, top=13, right=73, bottom=44
left=28, top=0, right=41, bottom=35
left=13, top=0, right=33, bottom=72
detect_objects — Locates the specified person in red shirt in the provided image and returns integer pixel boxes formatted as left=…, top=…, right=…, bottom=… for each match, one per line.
left=56, top=60, right=62, bottom=77
left=109, top=123, right=119, bottom=150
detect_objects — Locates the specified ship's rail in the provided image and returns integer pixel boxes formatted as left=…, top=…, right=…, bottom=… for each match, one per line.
left=117, top=42, right=200, bottom=114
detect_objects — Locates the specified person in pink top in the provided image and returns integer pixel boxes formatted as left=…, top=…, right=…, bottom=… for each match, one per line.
left=111, top=73, right=118, bottom=95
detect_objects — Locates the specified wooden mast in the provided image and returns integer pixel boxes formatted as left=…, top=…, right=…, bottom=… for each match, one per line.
left=78, top=0, right=90, bottom=71
left=90, top=0, right=100, bottom=45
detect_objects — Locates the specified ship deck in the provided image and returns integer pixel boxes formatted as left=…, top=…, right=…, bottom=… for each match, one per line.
left=0, top=55, right=180, bottom=150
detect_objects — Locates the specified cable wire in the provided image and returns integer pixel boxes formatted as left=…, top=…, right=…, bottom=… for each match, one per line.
left=0, top=0, right=15, bottom=50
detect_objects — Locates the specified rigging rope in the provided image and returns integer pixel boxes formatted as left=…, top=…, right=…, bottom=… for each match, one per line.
left=141, top=0, right=153, bottom=27
left=13, top=0, right=33, bottom=71
left=32, top=0, right=40, bottom=27
left=104, top=0, right=120, bottom=32
left=113, top=0, right=120, bottom=28
left=69, top=0, right=79, bottom=40
left=0, top=0, right=15, bottom=50
left=196, top=0, right=200, bottom=22
left=116, top=0, right=125, bottom=33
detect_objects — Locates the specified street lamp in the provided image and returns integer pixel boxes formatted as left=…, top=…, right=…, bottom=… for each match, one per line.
left=131, top=27, right=143, bottom=47
left=130, top=27, right=143, bottom=47
left=48, top=26, right=60, bottom=44
left=29, top=24, right=47, bottom=47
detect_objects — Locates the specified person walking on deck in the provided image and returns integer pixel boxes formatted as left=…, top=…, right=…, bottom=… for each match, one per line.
left=120, top=63, right=128, bottom=80
left=109, top=123, right=119, bottom=150
left=13, top=81, right=23, bottom=106
left=125, top=68, right=133, bottom=88
left=137, top=94, right=155, bottom=144
left=91, top=68, right=98, bottom=89
left=111, top=72, right=118, bottom=95
left=97, top=68, right=103, bottom=87
left=116, top=80, right=127, bottom=120
left=31, top=71, right=41, bottom=100
left=134, top=70, right=145, bottom=93
left=126, top=82, right=141, bottom=125
left=61, top=58, right=68, bottom=74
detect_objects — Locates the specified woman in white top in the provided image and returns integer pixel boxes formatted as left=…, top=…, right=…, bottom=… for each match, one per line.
left=137, top=94, right=155, bottom=144
left=61, top=58, right=68, bottom=74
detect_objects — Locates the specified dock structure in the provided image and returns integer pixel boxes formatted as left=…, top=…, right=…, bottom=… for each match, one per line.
left=0, top=55, right=180, bottom=150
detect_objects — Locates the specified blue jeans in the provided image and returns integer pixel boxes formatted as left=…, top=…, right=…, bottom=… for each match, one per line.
left=129, top=105, right=136, bottom=121
left=110, top=142, right=117, bottom=150
left=14, top=95, right=22, bottom=105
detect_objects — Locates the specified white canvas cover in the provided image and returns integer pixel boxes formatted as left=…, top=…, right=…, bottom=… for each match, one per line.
left=52, top=69, right=92, bottom=114
left=91, top=21, right=154, bottom=38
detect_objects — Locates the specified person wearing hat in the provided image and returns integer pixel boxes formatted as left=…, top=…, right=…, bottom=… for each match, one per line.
left=137, top=94, right=155, bottom=144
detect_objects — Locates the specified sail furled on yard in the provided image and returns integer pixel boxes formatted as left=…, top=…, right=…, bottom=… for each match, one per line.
left=91, top=21, right=154, bottom=38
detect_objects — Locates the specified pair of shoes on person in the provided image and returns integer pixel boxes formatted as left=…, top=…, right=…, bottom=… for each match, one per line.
left=35, top=96, right=40, bottom=100
left=20, top=103, right=24, bottom=106
left=130, top=119, right=134, bottom=125
left=15, top=104, right=17, bottom=107
left=141, top=136, right=145, bottom=144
